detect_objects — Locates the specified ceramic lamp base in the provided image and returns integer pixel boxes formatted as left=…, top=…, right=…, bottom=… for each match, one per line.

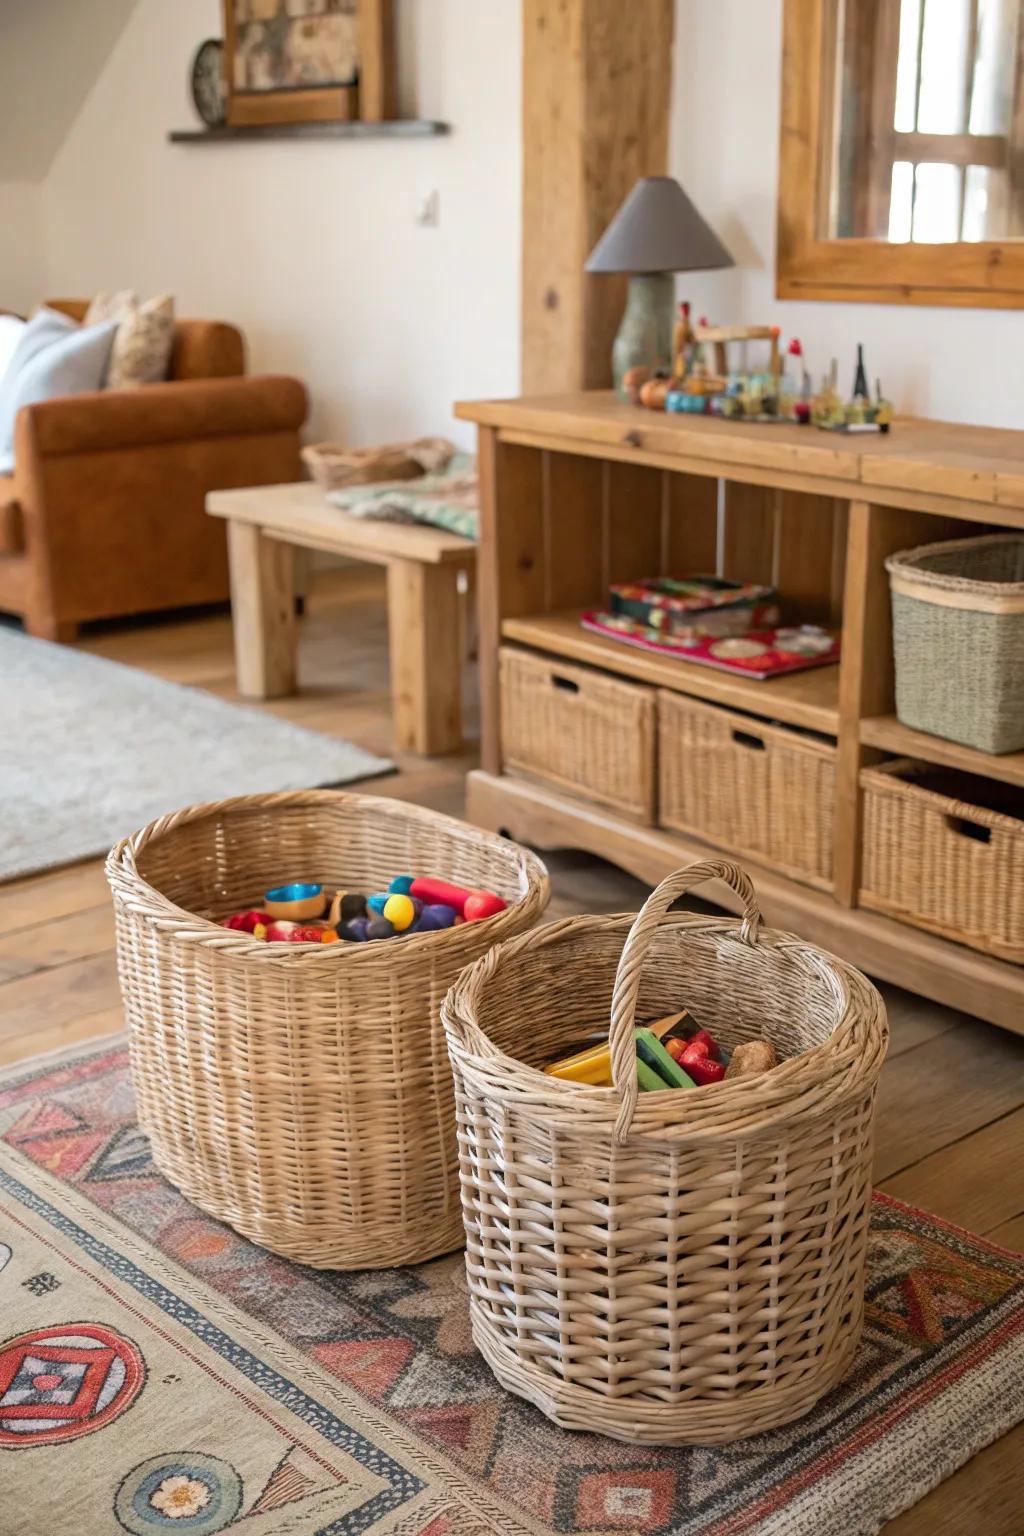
left=612, top=273, right=674, bottom=400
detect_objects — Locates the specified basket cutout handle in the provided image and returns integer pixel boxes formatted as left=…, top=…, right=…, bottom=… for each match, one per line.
left=608, top=859, right=762, bottom=1143
left=551, top=673, right=580, bottom=694
left=731, top=728, right=766, bottom=751
left=945, top=813, right=991, bottom=844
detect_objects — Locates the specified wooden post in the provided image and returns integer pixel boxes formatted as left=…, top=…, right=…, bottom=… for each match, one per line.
left=521, top=0, right=675, bottom=393
left=226, top=521, right=297, bottom=699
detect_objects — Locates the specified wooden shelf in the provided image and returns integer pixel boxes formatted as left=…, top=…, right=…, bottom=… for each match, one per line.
left=861, top=716, right=1024, bottom=789
left=168, top=120, right=448, bottom=144
left=501, top=611, right=841, bottom=736
left=468, top=769, right=1024, bottom=1036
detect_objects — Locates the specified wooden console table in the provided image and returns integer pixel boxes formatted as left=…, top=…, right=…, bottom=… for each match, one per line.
left=455, top=391, right=1024, bottom=1032
left=208, top=482, right=475, bottom=755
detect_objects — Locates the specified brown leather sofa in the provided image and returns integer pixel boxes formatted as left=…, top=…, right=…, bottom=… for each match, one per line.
left=0, top=300, right=308, bottom=640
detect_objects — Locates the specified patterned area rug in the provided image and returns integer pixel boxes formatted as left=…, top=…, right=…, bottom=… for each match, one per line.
left=0, top=628, right=392, bottom=881
left=0, top=1039, right=1022, bottom=1536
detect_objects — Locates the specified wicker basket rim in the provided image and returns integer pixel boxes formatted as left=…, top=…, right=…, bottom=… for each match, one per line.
left=442, top=907, right=886, bottom=1144
left=861, top=757, right=1023, bottom=833
left=106, top=788, right=550, bottom=964
left=886, top=533, right=1024, bottom=599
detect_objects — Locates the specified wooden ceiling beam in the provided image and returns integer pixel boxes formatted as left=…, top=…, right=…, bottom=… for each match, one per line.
left=521, top=0, right=675, bottom=393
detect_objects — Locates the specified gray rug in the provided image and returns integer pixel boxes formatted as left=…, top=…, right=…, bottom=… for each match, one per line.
left=0, top=629, right=394, bottom=881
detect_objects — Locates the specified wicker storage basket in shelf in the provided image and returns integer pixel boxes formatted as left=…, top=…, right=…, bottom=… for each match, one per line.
left=500, top=646, right=656, bottom=822
left=860, top=759, right=1024, bottom=962
left=443, top=859, right=887, bottom=1445
left=106, top=790, right=549, bottom=1269
left=887, top=533, right=1024, bottom=754
left=658, top=692, right=836, bottom=889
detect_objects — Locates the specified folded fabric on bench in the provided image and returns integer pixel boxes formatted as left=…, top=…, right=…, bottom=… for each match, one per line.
left=327, top=451, right=478, bottom=540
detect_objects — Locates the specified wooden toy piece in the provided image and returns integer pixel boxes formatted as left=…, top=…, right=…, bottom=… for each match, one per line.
left=264, top=919, right=331, bottom=943
left=409, top=876, right=472, bottom=912
left=639, top=377, right=671, bottom=410
left=463, top=891, right=507, bottom=922
left=388, top=875, right=415, bottom=895
left=383, top=893, right=417, bottom=931
left=338, top=916, right=370, bottom=942
left=635, top=1029, right=696, bottom=1088
left=678, top=1037, right=726, bottom=1085
left=724, top=1039, right=778, bottom=1080
left=223, top=910, right=269, bottom=937
left=367, top=916, right=396, bottom=941
left=408, top=877, right=507, bottom=920
left=263, top=882, right=327, bottom=921
left=622, top=364, right=651, bottom=405
left=545, top=1040, right=613, bottom=1085
left=367, top=893, right=390, bottom=915
left=328, top=890, right=368, bottom=926
left=415, top=903, right=459, bottom=932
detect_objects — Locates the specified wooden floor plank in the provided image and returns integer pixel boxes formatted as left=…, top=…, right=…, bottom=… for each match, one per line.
left=873, top=1021, right=1024, bottom=1182
left=0, top=904, right=114, bottom=978
left=987, top=1213, right=1024, bottom=1251
left=0, top=952, right=121, bottom=1042
left=0, top=862, right=111, bottom=932
left=880, top=1107, right=1024, bottom=1232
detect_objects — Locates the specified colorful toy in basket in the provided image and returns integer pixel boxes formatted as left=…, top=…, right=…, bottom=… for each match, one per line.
left=543, top=1009, right=772, bottom=1091
left=582, top=611, right=841, bottom=679
left=221, top=873, right=508, bottom=944
left=609, top=576, right=779, bottom=639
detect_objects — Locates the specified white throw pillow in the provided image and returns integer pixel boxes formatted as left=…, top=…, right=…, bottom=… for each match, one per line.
left=0, top=314, right=26, bottom=389
left=0, top=309, right=117, bottom=473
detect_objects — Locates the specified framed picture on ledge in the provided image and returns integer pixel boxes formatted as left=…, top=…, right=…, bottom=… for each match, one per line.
left=223, top=0, right=394, bottom=127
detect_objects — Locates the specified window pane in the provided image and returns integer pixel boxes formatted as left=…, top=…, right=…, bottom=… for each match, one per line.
left=894, top=0, right=922, bottom=131
left=962, top=163, right=1011, bottom=240
left=969, top=0, right=1018, bottom=134
left=917, top=0, right=971, bottom=132
left=912, top=162, right=962, bottom=242
left=889, top=160, right=914, bottom=241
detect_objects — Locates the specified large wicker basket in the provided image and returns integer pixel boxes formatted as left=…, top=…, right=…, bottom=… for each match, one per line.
left=887, top=533, right=1024, bottom=754
left=442, top=859, right=887, bottom=1445
left=107, top=790, right=549, bottom=1269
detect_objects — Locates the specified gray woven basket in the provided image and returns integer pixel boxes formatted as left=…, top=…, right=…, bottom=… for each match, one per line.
left=886, top=534, right=1024, bottom=755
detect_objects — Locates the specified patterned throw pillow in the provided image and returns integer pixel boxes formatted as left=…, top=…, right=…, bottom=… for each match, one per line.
left=106, top=295, right=175, bottom=389
left=84, top=289, right=136, bottom=325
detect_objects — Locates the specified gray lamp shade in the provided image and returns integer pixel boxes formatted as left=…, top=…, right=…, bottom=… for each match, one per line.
left=586, top=176, right=733, bottom=275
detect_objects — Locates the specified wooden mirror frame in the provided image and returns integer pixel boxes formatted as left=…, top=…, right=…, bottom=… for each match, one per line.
left=776, top=0, right=1024, bottom=309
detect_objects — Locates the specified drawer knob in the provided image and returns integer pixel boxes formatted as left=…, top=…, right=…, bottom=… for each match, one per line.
left=622, top=430, right=642, bottom=448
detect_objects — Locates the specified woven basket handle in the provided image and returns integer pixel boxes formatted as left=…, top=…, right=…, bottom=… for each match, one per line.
left=608, top=860, right=762, bottom=1143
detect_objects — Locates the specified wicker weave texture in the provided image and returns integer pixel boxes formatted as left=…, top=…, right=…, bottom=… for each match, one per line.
left=443, top=859, right=887, bottom=1444
left=887, top=534, right=1024, bottom=754
left=658, top=692, right=835, bottom=890
left=106, top=790, right=549, bottom=1269
left=500, top=647, right=656, bottom=822
left=860, top=760, right=1024, bottom=961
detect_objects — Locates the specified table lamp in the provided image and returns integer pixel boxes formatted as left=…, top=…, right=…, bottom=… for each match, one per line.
left=586, top=176, right=733, bottom=399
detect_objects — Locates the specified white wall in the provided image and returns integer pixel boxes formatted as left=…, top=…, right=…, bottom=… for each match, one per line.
left=0, top=183, right=43, bottom=314
left=670, top=0, right=1024, bottom=429
left=40, top=0, right=521, bottom=446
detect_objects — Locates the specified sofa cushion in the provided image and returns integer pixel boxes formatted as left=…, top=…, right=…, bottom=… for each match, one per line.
left=0, top=476, right=22, bottom=555
left=0, top=312, right=117, bottom=472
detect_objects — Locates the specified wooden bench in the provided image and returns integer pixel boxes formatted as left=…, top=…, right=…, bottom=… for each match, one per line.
left=207, top=482, right=476, bottom=755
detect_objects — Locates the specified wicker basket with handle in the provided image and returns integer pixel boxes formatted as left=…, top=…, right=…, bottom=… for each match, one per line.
left=442, top=858, right=887, bottom=1445
left=107, top=789, right=549, bottom=1269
